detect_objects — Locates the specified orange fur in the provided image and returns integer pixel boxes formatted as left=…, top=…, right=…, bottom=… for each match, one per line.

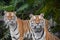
left=4, top=12, right=30, bottom=40
left=45, top=20, right=60, bottom=40
left=30, top=14, right=60, bottom=40
left=17, top=19, right=30, bottom=40
left=5, top=12, right=15, bottom=20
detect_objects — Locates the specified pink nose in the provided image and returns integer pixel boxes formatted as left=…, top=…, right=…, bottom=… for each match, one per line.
left=35, top=21, right=40, bottom=24
left=8, top=18, right=12, bottom=20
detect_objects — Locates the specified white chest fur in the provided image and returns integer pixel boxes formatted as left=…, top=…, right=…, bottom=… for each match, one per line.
left=9, top=23, right=20, bottom=40
left=32, top=31, right=46, bottom=40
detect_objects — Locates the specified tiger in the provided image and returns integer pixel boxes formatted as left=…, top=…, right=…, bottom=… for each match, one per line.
left=3, top=11, right=31, bottom=40
left=29, top=13, right=60, bottom=40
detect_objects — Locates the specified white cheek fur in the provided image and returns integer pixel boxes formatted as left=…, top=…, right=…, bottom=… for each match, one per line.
left=33, top=16, right=36, bottom=19
left=11, top=13, right=14, bottom=16
left=39, top=16, right=41, bottom=19
left=6, top=13, right=9, bottom=16
left=39, top=16, right=44, bottom=19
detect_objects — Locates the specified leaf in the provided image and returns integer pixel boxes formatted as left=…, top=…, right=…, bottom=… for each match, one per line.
left=35, top=1, right=53, bottom=14
left=26, top=0, right=34, bottom=5
left=0, top=5, right=15, bottom=11
left=10, top=0, right=21, bottom=5
left=16, top=4, right=29, bottom=12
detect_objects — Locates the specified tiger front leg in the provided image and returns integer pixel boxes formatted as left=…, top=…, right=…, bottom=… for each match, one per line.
left=23, top=31, right=33, bottom=40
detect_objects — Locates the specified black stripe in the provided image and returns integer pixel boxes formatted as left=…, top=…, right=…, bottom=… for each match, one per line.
left=12, top=22, right=20, bottom=40
left=40, top=29, right=44, bottom=38
left=14, top=23, right=17, bottom=31
left=33, top=29, right=44, bottom=40
left=12, top=36, right=17, bottom=40
left=35, top=29, right=44, bottom=40
left=14, top=26, right=17, bottom=31
left=15, top=32, right=19, bottom=35
left=39, top=29, right=44, bottom=39
left=12, top=35, right=20, bottom=40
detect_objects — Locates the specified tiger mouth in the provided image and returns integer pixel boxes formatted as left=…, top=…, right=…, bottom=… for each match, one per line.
left=7, top=21, right=15, bottom=24
left=32, top=26, right=43, bottom=33
left=35, top=30, right=42, bottom=33
left=33, top=28, right=43, bottom=33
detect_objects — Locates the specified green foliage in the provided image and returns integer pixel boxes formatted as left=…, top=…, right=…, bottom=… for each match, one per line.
left=0, top=0, right=60, bottom=40
left=16, top=3, right=29, bottom=12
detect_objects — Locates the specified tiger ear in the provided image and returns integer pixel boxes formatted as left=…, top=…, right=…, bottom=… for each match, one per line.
left=13, top=11, right=16, bottom=14
left=4, top=11, right=7, bottom=14
left=29, top=14, right=33, bottom=18
left=40, top=13, right=44, bottom=17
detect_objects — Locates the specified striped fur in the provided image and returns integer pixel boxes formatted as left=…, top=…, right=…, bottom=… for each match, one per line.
left=4, top=11, right=20, bottom=40
left=29, top=14, right=60, bottom=40
left=3, top=11, right=31, bottom=40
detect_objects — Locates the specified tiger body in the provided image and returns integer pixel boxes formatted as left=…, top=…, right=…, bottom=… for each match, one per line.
left=3, top=11, right=60, bottom=40
left=3, top=11, right=31, bottom=40
left=29, top=14, right=60, bottom=40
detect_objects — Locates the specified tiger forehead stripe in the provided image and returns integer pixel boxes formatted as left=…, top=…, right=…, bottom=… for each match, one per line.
left=9, top=12, right=14, bottom=16
left=6, top=12, right=11, bottom=16
left=6, top=12, right=14, bottom=16
left=35, top=15, right=39, bottom=18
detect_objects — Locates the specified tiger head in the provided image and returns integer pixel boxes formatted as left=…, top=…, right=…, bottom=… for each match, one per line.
left=29, top=13, right=45, bottom=33
left=4, top=11, right=17, bottom=26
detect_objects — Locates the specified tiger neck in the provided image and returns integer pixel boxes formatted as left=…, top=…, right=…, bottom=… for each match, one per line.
left=9, top=22, right=17, bottom=31
left=9, top=17, right=17, bottom=31
left=9, top=21, right=20, bottom=40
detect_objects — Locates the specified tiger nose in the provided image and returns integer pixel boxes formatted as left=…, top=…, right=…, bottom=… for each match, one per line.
left=36, top=22, right=39, bottom=24
left=36, top=26, right=40, bottom=28
left=35, top=20, right=40, bottom=24
left=35, top=26, right=40, bottom=29
left=9, top=18, right=12, bottom=20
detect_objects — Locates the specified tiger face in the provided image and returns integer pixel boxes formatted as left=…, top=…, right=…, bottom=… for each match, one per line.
left=4, top=11, right=17, bottom=26
left=29, top=13, right=45, bottom=33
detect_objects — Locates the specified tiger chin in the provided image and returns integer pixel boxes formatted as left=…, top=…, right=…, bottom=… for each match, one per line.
left=3, top=11, right=31, bottom=40
left=29, top=13, right=60, bottom=40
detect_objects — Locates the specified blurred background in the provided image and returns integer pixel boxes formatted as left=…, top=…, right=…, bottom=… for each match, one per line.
left=0, top=0, right=60, bottom=40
